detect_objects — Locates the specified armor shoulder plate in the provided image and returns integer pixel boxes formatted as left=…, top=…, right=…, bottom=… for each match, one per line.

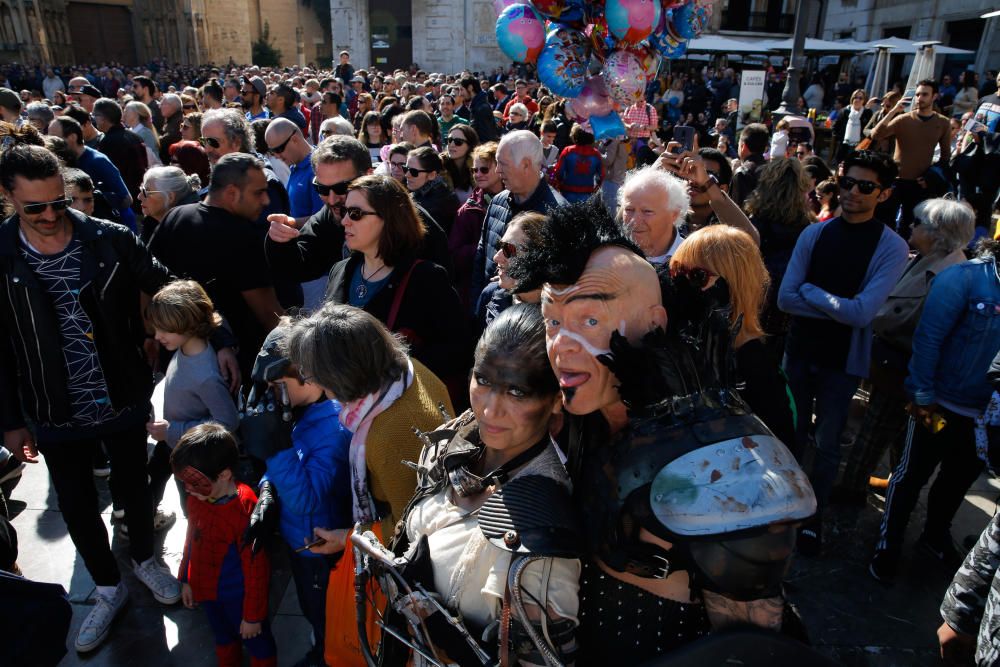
left=479, top=475, right=580, bottom=558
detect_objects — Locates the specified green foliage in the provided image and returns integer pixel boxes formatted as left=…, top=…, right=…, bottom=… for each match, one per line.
left=252, top=22, right=282, bottom=67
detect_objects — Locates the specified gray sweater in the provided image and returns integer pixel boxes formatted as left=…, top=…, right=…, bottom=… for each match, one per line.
left=162, top=343, right=238, bottom=447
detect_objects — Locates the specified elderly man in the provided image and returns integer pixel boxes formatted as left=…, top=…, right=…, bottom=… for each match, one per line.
left=93, top=98, right=148, bottom=204
left=619, top=149, right=759, bottom=267
left=319, top=115, right=355, bottom=140
left=469, top=129, right=566, bottom=308
left=507, top=198, right=814, bottom=665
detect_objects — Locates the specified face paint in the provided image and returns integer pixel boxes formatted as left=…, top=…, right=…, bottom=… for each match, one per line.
left=176, top=465, right=214, bottom=497
left=470, top=353, right=559, bottom=454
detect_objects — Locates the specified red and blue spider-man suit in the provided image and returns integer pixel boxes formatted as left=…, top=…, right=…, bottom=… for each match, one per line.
left=178, top=482, right=277, bottom=667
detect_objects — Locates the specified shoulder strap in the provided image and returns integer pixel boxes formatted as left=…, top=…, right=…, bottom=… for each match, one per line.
left=386, top=259, right=423, bottom=332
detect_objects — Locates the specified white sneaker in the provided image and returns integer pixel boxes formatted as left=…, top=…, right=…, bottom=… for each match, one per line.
left=75, top=584, right=127, bottom=653
left=153, top=509, right=177, bottom=533
left=132, top=558, right=181, bottom=605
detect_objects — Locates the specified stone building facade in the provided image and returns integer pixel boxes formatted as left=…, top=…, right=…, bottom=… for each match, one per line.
left=0, top=0, right=331, bottom=67
left=330, top=0, right=505, bottom=74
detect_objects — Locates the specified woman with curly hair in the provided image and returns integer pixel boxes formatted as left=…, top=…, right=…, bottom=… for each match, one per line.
left=744, top=157, right=813, bottom=346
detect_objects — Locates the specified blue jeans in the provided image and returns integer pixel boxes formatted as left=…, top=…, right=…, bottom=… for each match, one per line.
left=783, top=354, right=860, bottom=509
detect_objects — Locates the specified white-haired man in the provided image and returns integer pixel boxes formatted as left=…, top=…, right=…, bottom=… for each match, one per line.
left=469, top=129, right=566, bottom=307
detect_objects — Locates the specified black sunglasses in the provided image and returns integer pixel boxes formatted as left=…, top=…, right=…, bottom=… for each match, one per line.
left=838, top=175, right=882, bottom=195
left=494, top=240, right=517, bottom=259
left=472, top=166, right=492, bottom=175
left=198, top=136, right=221, bottom=149
left=312, top=178, right=351, bottom=197
left=268, top=133, right=294, bottom=155
left=23, top=197, right=72, bottom=215
left=183, top=104, right=197, bottom=110
left=343, top=206, right=378, bottom=221
left=447, top=137, right=467, bottom=146
left=670, top=265, right=717, bottom=290
left=404, top=167, right=431, bottom=177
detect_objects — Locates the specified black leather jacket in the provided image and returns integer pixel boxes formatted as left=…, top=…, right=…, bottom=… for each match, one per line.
left=0, top=210, right=172, bottom=431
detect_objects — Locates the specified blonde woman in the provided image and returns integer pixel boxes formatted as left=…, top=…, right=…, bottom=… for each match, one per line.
left=124, top=100, right=161, bottom=166
left=671, top=225, right=795, bottom=446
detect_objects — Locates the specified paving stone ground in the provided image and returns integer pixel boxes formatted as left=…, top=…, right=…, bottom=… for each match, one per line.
left=8, top=400, right=997, bottom=666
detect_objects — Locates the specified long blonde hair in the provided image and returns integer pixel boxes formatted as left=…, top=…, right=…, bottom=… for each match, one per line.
left=670, top=226, right=769, bottom=347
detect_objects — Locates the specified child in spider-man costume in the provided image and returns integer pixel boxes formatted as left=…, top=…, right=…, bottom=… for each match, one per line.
left=171, top=423, right=277, bottom=667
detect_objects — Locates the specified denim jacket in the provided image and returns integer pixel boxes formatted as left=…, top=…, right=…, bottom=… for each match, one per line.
left=906, top=258, right=1000, bottom=409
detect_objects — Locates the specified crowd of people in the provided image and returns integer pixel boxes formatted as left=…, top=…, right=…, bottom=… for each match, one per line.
left=0, top=50, right=998, bottom=667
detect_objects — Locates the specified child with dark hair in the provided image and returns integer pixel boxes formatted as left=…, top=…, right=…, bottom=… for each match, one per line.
left=172, top=423, right=277, bottom=667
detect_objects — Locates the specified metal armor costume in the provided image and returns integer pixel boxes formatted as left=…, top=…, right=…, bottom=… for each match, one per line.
left=508, top=196, right=816, bottom=664
left=353, top=411, right=580, bottom=667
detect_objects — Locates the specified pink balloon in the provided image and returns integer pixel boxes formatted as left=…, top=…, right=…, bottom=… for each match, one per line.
left=572, top=76, right=613, bottom=120
left=602, top=49, right=646, bottom=109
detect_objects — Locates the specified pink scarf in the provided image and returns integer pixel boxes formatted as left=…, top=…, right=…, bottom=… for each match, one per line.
left=339, top=360, right=414, bottom=524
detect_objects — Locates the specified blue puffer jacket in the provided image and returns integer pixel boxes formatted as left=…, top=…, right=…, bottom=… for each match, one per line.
left=263, top=399, right=352, bottom=557
left=468, top=181, right=566, bottom=308
left=907, top=258, right=1000, bottom=410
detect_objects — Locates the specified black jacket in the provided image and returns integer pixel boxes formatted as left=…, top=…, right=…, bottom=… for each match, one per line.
left=265, top=202, right=453, bottom=283
left=470, top=91, right=499, bottom=143
left=412, top=178, right=459, bottom=237
left=832, top=107, right=873, bottom=146
left=0, top=210, right=172, bottom=431
left=729, top=153, right=766, bottom=208
left=324, top=254, right=468, bottom=382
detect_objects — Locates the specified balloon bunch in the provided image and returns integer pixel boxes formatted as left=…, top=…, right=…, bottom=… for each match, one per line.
left=495, top=0, right=715, bottom=139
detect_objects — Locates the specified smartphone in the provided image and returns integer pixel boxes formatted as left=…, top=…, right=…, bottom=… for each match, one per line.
left=294, top=536, right=327, bottom=553
left=672, top=125, right=695, bottom=154
left=965, top=118, right=986, bottom=133
left=902, top=88, right=916, bottom=111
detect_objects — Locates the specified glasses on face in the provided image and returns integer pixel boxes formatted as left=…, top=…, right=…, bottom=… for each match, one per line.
left=139, top=186, right=164, bottom=198
left=389, top=160, right=406, bottom=171
left=447, top=137, right=467, bottom=146
left=268, top=133, right=294, bottom=155
left=472, top=165, right=492, bottom=175
left=670, top=265, right=717, bottom=289
left=509, top=112, right=523, bottom=118
left=183, top=104, right=197, bottom=110
left=404, top=167, right=430, bottom=177
left=494, top=240, right=517, bottom=259
left=342, top=206, right=378, bottom=221
left=241, top=89, right=255, bottom=96
left=838, top=175, right=882, bottom=195
left=312, top=178, right=351, bottom=197
left=23, top=197, right=72, bottom=215
left=796, top=150, right=807, bottom=157
left=198, top=136, right=221, bottom=149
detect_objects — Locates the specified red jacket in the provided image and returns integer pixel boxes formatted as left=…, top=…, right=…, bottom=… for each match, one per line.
left=450, top=188, right=491, bottom=311
left=178, top=482, right=270, bottom=623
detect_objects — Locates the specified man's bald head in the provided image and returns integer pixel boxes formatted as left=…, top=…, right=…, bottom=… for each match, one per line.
left=263, top=117, right=309, bottom=166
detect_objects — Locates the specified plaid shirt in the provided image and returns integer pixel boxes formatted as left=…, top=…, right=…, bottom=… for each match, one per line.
left=622, top=103, right=658, bottom=139
left=178, top=482, right=270, bottom=623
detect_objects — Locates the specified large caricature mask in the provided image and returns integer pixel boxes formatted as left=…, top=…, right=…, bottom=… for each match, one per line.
left=541, top=245, right=666, bottom=416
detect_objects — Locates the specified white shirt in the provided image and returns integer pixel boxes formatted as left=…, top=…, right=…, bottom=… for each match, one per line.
left=845, top=106, right=863, bottom=144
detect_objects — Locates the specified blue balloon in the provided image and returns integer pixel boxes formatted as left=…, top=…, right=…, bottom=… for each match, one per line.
left=537, top=43, right=587, bottom=97
left=495, top=4, right=546, bottom=64
left=589, top=111, right=626, bottom=140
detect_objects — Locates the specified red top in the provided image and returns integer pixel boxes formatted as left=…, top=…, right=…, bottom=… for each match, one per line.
left=177, top=482, right=270, bottom=623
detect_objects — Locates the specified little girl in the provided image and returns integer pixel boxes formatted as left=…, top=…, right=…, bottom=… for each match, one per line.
left=145, top=280, right=239, bottom=518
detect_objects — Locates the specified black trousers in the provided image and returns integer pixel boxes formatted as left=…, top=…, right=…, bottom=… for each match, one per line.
left=876, top=408, right=981, bottom=557
left=38, top=423, right=154, bottom=586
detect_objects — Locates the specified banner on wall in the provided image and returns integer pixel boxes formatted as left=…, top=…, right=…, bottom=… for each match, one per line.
left=737, top=70, right=766, bottom=129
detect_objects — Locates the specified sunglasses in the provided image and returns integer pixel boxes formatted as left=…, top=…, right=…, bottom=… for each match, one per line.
left=312, top=178, right=351, bottom=197
left=183, top=104, right=197, bottom=110
left=342, top=206, right=378, bottom=221
left=268, top=133, right=294, bottom=155
left=139, top=186, right=164, bottom=198
left=198, top=136, right=221, bottom=149
left=404, top=167, right=431, bottom=177
left=23, top=197, right=72, bottom=215
left=494, top=240, right=517, bottom=259
left=670, top=265, right=717, bottom=290
left=509, top=112, right=524, bottom=118
left=447, top=137, right=467, bottom=146
left=241, top=89, right=255, bottom=96
left=472, top=166, right=492, bottom=175
left=838, top=175, right=882, bottom=195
